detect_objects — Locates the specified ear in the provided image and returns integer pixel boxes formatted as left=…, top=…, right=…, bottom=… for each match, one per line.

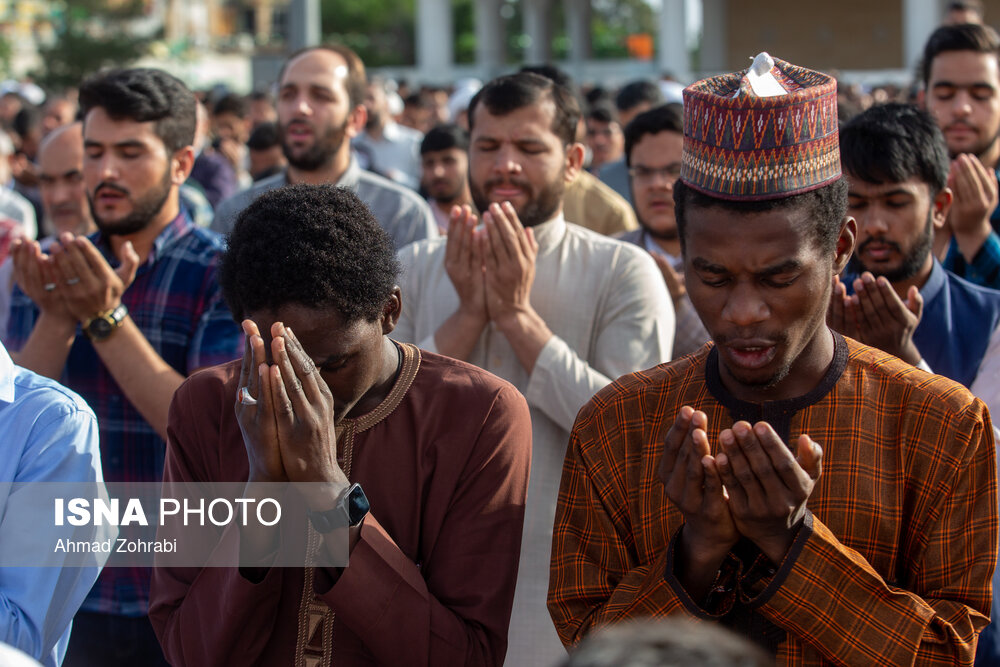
left=345, top=104, right=368, bottom=140
left=931, top=187, right=953, bottom=230
left=833, top=216, right=857, bottom=275
left=564, top=142, right=585, bottom=184
left=172, top=146, right=196, bottom=185
left=915, top=88, right=926, bottom=108
left=380, top=286, right=402, bottom=335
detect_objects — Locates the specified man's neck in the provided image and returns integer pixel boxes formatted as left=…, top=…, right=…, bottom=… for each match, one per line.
left=111, top=195, right=179, bottom=264
left=977, top=137, right=1000, bottom=171
left=287, top=149, right=351, bottom=186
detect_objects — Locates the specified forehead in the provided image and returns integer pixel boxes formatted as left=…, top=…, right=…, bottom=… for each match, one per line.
left=83, top=107, right=162, bottom=147
left=422, top=147, right=465, bottom=161
left=470, top=100, right=560, bottom=141
left=929, top=50, right=1000, bottom=84
left=39, top=130, right=83, bottom=171
left=250, top=303, right=369, bottom=356
left=685, top=204, right=823, bottom=265
left=630, top=130, right=683, bottom=163
left=281, top=50, right=350, bottom=91
left=845, top=174, right=931, bottom=198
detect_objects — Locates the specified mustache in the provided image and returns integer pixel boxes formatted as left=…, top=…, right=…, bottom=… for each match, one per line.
left=944, top=120, right=977, bottom=132
left=93, top=182, right=130, bottom=198
left=484, top=177, right=531, bottom=190
left=857, top=237, right=901, bottom=254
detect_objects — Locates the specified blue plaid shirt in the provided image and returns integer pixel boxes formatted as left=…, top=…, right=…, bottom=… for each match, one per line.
left=3, top=211, right=242, bottom=616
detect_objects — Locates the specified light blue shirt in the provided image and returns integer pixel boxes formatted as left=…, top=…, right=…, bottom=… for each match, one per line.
left=0, top=341, right=106, bottom=667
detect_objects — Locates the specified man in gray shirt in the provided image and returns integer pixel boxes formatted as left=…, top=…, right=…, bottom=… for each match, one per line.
left=212, top=45, right=436, bottom=249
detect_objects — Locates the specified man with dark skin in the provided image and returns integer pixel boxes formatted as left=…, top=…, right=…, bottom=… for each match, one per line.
left=151, top=184, right=531, bottom=666
left=550, top=54, right=996, bottom=665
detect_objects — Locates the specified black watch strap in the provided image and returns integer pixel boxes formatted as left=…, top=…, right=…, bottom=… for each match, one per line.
left=307, top=483, right=369, bottom=533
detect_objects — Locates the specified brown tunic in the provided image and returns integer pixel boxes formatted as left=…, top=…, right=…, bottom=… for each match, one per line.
left=150, top=343, right=532, bottom=666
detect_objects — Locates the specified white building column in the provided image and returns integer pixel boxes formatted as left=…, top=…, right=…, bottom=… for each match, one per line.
left=699, top=0, right=728, bottom=73
left=658, top=0, right=690, bottom=81
left=475, top=0, right=506, bottom=80
left=902, top=0, right=939, bottom=70
left=416, top=0, right=454, bottom=84
left=523, top=0, right=553, bottom=64
left=564, top=0, right=592, bottom=62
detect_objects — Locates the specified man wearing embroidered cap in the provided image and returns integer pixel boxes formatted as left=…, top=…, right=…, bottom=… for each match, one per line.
left=549, top=53, right=997, bottom=664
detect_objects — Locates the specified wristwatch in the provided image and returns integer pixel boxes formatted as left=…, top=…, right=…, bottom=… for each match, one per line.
left=83, top=303, right=129, bottom=342
left=307, top=483, right=370, bottom=533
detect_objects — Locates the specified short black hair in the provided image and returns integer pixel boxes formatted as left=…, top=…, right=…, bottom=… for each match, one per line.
left=840, top=103, right=949, bottom=194
left=421, top=123, right=468, bottom=155
left=211, top=93, right=247, bottom=119
left=921, top=23, right=1000, bottom=86
left=624, top=103, right=683, bottom=167
left=673, top=177, right=849, bottom=254
left=586, top=103, right=618, bottom=125
left=78, top=68, right=196, bottom=153
left=220, top=184, right=400, bottom=323
left=11, top=105, right=41, bottom=138
left=468, top=72, right=580, bottom=146
left=246, top=121, right=280, bottom=151
left=615, top=80, right=663, bottom=113
left=520, top=64, right=574, bottom=90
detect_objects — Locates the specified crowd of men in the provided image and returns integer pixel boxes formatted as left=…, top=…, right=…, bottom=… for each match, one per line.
left=1, top=1, right=1000, bottom=665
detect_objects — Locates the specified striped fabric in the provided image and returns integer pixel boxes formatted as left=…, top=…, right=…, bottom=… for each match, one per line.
left=681, top=56, right=840, bottom=201
left=549, top=334, right=997, bottom=665
left=4, top=212, right=243, bottom=616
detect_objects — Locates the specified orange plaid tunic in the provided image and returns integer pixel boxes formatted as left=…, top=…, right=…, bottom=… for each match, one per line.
left=549, top=334, right=998, bottom=666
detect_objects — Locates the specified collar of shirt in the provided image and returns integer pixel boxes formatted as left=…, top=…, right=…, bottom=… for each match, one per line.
left=920, top=258, right=947, bottom=303
left=0, top=341, right=13, bottom=404
left=532, top=213, right=567, bottom=255
left=642, top=230, right=683, bottom=269
left=92, top=209, right=194, bottom=271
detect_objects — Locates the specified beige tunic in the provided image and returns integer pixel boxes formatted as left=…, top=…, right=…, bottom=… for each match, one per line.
left=396, top=215, right=674, bottom=666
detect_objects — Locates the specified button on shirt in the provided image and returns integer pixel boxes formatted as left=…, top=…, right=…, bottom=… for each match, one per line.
left=0, top=341, right=107, bottom=667
left=3, top=212, right=243, bottom=616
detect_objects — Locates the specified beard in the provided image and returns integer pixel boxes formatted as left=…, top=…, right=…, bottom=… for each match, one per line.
left=854, top=210, right=934, bottom=283
left=469, top=172, right=565, bottom=228
left=88, top=166, right=173, bottom=237
left=280, top=116, right=348, bottom=172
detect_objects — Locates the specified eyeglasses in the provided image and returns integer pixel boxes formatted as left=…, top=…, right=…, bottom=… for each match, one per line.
left=628, top=164, right=682, bottom=182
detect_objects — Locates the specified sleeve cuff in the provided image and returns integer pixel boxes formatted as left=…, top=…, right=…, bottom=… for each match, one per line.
left=739, top=511, right=814, bottom=608
left=663, top=524, right=737, bottom=619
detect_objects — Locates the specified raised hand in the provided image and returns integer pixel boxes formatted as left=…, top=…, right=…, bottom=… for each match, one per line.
left=267, top=323, right=348, bottom=493
left=49, top=233, right=139, bottom=322
left=851, top=272, right=922, bottom=365
left=443, top=205, right=488, bottom=322
left=10, top=239, right=73, bottom=320
left=714, top=421, right=822, bottom=565
left=947, top=153, right=997, bottom=239
left=480, top=201, right=538, bottom=325
left=827, top=274, right=859, bottom=340
left=235, top=319, right=285, bottom=484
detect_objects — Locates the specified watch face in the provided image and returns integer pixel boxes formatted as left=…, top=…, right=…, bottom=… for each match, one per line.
left=89, top=318, right=114, bottom=338
left=347, top=485, right=370, bottom=525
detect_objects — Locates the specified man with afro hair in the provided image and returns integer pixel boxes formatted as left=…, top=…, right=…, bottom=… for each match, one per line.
left=150, top=184, right=532, bottom=666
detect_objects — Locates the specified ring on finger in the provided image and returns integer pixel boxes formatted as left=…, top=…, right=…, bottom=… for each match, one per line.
left=43, top=283, right=56, bottom=292
left=238, top=386, right=258, bottom=406
left=66, top=277, right=80, bottom=286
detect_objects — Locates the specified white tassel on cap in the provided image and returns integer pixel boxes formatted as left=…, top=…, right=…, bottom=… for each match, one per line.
left=742, top=52, right=788, bottom=98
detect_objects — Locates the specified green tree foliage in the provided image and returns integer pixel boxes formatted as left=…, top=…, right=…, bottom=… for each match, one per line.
left=321, top=0, right=416, bottom=67
left=31, top=1, right=151, bottom=91
left=321, top=0, right=657, bottom=67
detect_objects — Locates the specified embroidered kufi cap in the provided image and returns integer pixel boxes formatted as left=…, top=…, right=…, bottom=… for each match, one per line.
left=680, top=53, right=840, bottom=201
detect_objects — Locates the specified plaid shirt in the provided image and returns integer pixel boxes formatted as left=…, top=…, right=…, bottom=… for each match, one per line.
left=549, top=333, right=997, bottom=665
left=3, top=212, right=242, bottom=616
